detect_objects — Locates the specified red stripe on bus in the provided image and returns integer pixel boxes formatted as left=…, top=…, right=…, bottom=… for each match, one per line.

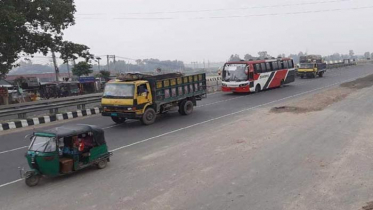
left=269, top=70, right=288, bottom=88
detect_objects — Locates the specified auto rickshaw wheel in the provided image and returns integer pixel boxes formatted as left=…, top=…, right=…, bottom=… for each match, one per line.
left=111, top=116, right=126, bottom=124
left=25, top=174, right=40, bottom=187
left=97, top=159, right=108, bottom=169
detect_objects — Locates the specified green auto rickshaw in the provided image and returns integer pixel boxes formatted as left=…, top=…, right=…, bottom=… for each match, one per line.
left=23, top=124, right=112, bottom=187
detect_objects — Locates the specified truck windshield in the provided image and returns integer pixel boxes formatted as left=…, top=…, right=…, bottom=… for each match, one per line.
left=223, top=64, right=248, bottom=82
left=29, top=136, right=56, bottom=152
left=299, top=64, right=315, bottom=69
left=103, top=83, right=134, bottom=98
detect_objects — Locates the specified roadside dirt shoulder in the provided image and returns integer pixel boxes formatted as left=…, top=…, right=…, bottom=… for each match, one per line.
left=271, top=74, right=373, bottom=114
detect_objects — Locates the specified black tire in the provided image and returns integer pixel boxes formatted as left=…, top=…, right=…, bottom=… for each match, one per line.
left=111, top=116, right=126, bottom=124
left=141, top=108, right=156, bottom=125
left=178, top=101, right=186, bottom=115
left=254, top=85, right=261, bottom=93
left=180, top=100, right=193, bottom=116
left=97, top=159, right=107, bottom=169
left=318, top=71, right=324, bottom=77
left=300, top=75, right=304, bottom=79
left=280, top=80, right=285, bottom=88
left=25, top=174, right=40, bottom=187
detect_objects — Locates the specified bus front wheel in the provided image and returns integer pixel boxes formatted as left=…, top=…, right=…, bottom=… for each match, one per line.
left=254, top=85, right=261, bottom=93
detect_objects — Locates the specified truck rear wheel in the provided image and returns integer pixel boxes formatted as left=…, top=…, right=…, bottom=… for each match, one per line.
left=178, top=101, right=186, bottom=115
left=183, top=100, right=194, bottom=115
left=141, top=108, right=156, bottom=125
left=111, top=116, right=126, bottom=124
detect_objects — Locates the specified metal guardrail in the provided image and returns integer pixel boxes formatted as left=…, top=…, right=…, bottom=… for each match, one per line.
left=326, top=63, right=357, bottom=69
left=0, top=93, right=102, bottom=119
left=0, top=79, right=222, bottom=119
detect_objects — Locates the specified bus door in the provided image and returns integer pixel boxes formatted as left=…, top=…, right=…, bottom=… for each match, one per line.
left=248, top=64, right=255, bottom=88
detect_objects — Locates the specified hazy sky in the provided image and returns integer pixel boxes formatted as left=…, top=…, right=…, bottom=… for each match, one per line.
left=62, top=0, right=373, bottom=63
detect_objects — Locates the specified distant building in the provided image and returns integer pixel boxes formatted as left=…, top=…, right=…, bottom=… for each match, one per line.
left=6, top=73, right=70, bottom=82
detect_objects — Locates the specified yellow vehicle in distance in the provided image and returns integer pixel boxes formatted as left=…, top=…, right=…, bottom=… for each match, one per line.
left=101, top=73, right=207, bottom=125
left=298, top=55, right=327, bottom=79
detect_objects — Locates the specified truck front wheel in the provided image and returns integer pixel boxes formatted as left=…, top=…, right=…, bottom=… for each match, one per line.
left=111, top=116, right=126, bottom=124
left=318, top=71, right=324, bottom=77
left=141, top=108, right=156, bottom=125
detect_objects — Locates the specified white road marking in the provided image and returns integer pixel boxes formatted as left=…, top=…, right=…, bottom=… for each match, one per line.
left=0, top=179, right=23, bottom=188
left=0, top=146, right=28, bottom=155
left=0, top=74, right=370, bottom=189
left=197, top=96, right=244, bottom=108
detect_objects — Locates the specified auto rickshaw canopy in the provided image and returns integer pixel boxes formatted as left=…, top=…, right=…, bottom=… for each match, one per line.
left=34, top=124, right=106, bottom=146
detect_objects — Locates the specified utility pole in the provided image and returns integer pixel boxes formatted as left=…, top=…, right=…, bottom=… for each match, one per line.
left=96, top=57, right=101, bottom=71
left=51, top=50, right=59, bottom=83
left=107, top=55, right=116, bottom=73
left=113, top=55, right=117, bottom=73
left=107, top=55, right=110, bottom=71
left=66, top=61, right=71, bottom=78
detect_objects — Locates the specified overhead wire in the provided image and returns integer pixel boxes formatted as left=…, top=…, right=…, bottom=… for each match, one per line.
left=75, top=0, right=354, bottom=16
left=113, top=5, right=373, bottom=20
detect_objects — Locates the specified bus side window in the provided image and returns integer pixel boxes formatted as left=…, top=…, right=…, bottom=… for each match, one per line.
left=283, top=60, right=289, bottom=69
left=278, top=61, right=282, bottom=70
left=261, top=63, right=266, bottom=72
left=272, top=62, right=278, bottom=71
left=255, top=64, right=261, bottom=73
left=288, top=60, right=294, bottom=68
left=266, top=63, right=271, bottom=72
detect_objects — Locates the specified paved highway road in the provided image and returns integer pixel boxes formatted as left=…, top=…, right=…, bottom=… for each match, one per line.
left=0, top=64, right=372, bottom=210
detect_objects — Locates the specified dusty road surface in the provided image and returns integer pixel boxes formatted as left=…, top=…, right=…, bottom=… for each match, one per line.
left=1, top=66, right=373, bottom=210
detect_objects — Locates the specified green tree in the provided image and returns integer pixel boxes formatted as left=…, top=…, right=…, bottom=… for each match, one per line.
left=59, top=41, right=93, bottom=64
left=72, top=62, right=93, bottom=77
left=0, top=0, right=91, bottom=78
left=99, top=70, right=111, bottom=80
left=95, top=70, right=111, bottom=80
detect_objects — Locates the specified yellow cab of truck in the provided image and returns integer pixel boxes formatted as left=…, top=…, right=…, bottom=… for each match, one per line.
left=101, top=73, right=207, bottom=125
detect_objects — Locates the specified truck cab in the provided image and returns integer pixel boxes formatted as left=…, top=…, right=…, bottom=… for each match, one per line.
left=101, top=80, right=153, bottom=123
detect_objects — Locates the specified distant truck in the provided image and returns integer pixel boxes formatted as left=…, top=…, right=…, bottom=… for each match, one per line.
left=101, top=73, right=207, bottom=125
left=298, top=55, right=327, bottom=78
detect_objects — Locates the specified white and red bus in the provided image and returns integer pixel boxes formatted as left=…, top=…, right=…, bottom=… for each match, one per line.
left=221, top=58, right=296, bottom=93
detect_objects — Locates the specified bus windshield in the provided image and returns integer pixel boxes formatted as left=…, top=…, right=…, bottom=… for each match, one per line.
left=299, top=63, right=315, bottom=69
left=223, top=64, right=248, bottom=82
left=103, top=83, right=134, bottom=99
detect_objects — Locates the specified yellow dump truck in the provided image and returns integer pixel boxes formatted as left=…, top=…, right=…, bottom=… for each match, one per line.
left=101, top=73, right=207, bottom=125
